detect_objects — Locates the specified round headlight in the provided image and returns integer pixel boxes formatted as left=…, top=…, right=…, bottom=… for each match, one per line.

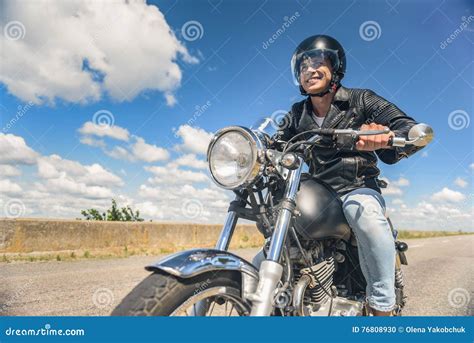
left=207, top=127, right=264, bottom=189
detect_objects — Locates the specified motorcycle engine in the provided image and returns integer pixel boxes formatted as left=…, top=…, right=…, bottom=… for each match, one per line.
left=292, top=243, right=365, bottom=316
left=295, top=257, right=335, bottom=305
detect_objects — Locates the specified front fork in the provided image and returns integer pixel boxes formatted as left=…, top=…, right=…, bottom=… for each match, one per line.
left=216, top=156, right=305, bottom=316
left=248, top=158, right=304, bottom=315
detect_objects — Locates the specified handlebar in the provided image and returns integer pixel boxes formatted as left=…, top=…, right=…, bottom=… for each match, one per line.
left=314, top=127, right=409, bottom=147
left=305, top=127, right=411, bottom=146
left=283, top=128, right=412, bottom=153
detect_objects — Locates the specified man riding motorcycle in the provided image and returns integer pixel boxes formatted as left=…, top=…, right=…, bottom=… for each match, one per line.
left=113, top=34, right=431, bottom=318
left=278, top=35, right=426, bottom=316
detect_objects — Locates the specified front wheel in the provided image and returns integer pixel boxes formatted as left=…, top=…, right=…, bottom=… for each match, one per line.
left=112, top=270, right=250, bottom=316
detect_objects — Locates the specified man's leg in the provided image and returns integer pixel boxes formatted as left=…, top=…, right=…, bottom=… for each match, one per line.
left=341, top=188, right=396, bottom=315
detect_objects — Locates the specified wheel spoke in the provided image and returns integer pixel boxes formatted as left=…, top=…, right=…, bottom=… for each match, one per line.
left=207, top=300, right=216, bottom=316
left=170, top=287, right=248, bottom=317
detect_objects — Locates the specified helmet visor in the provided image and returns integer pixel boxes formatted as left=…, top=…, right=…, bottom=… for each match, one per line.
left=291, top=48, right=340, bottom=86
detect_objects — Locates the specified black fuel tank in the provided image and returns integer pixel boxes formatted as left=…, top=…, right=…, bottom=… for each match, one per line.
left=293, top=174, right=351, bottom=241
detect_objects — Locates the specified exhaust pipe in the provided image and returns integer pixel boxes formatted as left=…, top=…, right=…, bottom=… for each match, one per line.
left=292, top=274, right=312, bottom=316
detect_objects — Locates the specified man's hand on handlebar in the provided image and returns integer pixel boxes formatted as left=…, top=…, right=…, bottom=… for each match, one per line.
left=355, top=123, right=394, bottom=151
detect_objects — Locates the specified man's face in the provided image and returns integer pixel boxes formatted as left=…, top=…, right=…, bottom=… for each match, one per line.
left=298, top=57, right=333, bottom=94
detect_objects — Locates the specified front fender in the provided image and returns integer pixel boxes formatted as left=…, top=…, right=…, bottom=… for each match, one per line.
left=145, top=249, right=259, bottom=298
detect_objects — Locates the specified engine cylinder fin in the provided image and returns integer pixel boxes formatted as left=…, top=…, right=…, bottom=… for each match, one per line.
left=295, top=257, right=335, bottom=305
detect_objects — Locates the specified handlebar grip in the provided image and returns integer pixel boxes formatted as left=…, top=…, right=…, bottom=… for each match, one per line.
left=318, top=129, right=335, bottom=136
left=388, top=136, right=406, bottom=147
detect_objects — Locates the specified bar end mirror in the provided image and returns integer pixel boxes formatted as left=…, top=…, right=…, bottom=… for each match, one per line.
left=408, top=123, right=434, bottom=147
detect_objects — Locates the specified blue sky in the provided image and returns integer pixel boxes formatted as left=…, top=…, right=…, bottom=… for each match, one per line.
left=0, top=0, right=472, bottom=230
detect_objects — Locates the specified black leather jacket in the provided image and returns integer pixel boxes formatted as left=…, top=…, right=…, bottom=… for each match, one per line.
left=279, top=86, right=425, bottom=196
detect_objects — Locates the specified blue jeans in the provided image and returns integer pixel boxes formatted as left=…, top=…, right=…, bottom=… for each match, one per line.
left=341, top=187, right=396, bottom=312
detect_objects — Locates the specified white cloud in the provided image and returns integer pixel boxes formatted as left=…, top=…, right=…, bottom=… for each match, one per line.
left=387, top=200, right=473, bottom=231
left=431, top=187, right=466, bottom=203
left=78, top=122, right=130, bottom=141
left=392, top=198, right=404, bottom=205
left=130, top=137, right=169, bottom=163
left=380, top=176, right=409, bottom=196
left=454, top=177, right=468, bottom=188
left=382, top=185, right=402, bottom=196
left=135, top=201, right=162, bottom=219
left=0, top=133, right=37, bottom=165
left=137, top=160, right=230, bottom=222
left=84, top=164, right=124, bottom=187
left=168, top=154, right=208, bottom=170
left=165, top=93, right=177, bottom=107
left=138, top=183, right=231, bottom=222
left=0, top=164, right=22, bottom=177
left=174, top=125, right=213, bottom=155
left=11, top=188, right=121, bottom=218
left=38, top=154, right=123, bottom=187
left=393, top=177, right=410, bottom=187
left=0, top=179, right=22, bottom=194
left=79, top=122, right=170, bottom=163
left=470, top=163, right=474, bottom=170
left=145, top=165, right=209, bottom=184
left=44, top=175, right=114, bottom=199
left=38, top=154, right=86, bottom=179
left=105, top=146, right=133, bottom=161
left=104, top=136, right=169, bottom=163
left=0, top=0, right=197, bottom=105
left=79, top=136, right=106, bottom=148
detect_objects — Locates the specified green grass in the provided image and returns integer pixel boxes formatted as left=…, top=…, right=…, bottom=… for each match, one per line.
left=397, top=230, right=473, bottom=239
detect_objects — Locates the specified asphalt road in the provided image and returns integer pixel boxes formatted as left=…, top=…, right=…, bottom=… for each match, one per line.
left=0, top=235, right=472, bottom=316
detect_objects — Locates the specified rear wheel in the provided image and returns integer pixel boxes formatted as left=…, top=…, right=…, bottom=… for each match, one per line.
left=112, top=270, right=250, bottom=316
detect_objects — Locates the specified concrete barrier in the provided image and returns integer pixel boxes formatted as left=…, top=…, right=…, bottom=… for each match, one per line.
left=0, top=218, right=264, bottom=255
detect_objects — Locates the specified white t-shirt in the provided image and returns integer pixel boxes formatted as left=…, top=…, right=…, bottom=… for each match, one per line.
left=313, top=114, right=325, bottom=127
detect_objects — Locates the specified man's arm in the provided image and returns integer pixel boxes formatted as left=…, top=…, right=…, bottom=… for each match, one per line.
left=361, top=89, right=425, bottom=164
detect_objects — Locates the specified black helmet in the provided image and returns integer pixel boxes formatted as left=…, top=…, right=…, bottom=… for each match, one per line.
left=291, top=35, right=346, bottom=96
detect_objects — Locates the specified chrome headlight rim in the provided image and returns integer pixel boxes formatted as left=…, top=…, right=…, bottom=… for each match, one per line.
left=207, top=126, right=265, bottom=190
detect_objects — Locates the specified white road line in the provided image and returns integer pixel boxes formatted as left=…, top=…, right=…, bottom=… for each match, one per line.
left=409, top=244, right=424, bottom=248
left=442, top=240, right=449, bottom=243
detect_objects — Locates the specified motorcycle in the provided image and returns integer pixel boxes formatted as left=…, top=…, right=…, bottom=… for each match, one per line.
left=112, top=119, right=433, bottom=316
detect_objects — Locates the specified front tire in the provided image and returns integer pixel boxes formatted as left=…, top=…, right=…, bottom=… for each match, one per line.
left=112, top=270, right=250, bottom=316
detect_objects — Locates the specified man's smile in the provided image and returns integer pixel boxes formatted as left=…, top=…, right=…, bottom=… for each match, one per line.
left=306, top=72, right=324, bottom=84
